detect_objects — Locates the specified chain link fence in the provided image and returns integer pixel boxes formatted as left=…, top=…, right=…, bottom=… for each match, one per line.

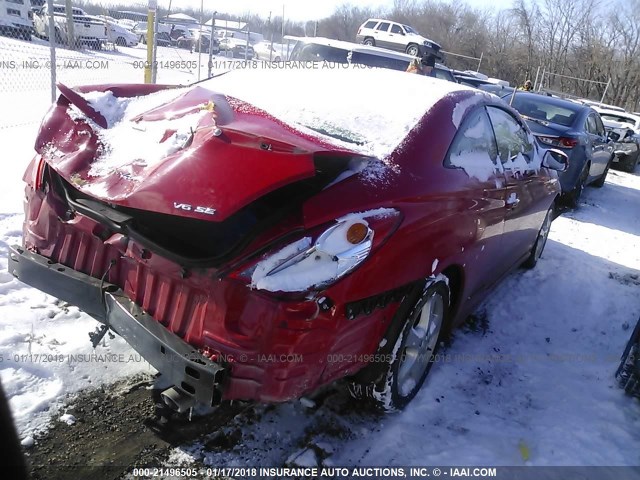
left=0, top=1, right=221, bottom=131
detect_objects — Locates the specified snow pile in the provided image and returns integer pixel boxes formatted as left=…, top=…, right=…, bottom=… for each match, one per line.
left=68, top=87, right=200, bottom=179
left=204, top=67, right=471, bottom=160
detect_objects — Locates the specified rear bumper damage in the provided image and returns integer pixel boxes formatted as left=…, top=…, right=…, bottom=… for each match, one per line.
left=8, top=245, right=226, bottom=407
left=14, top=178, right=399, bottom=404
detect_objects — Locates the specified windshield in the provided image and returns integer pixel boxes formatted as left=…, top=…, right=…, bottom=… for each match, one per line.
left=510, top=96, right=579, bottom=127
left=403, top=25, right=418, bottom=34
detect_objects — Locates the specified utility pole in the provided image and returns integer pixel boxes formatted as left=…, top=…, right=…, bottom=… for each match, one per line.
left=64, top=0, right=75, bottom=49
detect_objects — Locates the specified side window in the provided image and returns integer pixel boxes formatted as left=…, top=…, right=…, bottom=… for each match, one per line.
left=445, top=107, right=500, bottom=181
left=586, top=115, right=598, bottom=134
left=487, top=107, right=535, bottom=167
left=390, top=24, right=403, bottom=34
left=594, top=115, right=606, bottom=136
left=377, top=22, right=391, bottom=32
left=364, top=20, right=378, bottom=29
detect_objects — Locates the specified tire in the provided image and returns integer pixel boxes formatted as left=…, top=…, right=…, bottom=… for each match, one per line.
left=348, top=278, right=449, bottom=411
left=565, top=164, right=589, bottom=208
left=363, top=37, right=375, bottom=46
left=616, top=318, right=640, bottom=398
left=592, top=157, right=611, bottom=188
left=116, top=36, right=127, bottom=47
left=406, top=43, right=420, bottom=57
left=522, top=206, right=553, bottom=269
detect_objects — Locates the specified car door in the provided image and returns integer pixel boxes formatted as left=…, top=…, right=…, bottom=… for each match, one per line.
left=585, top=112, right=610, bottom=179
left=444, top=106, right=509, bottom=298
left=487, top=106, right=550, bottom=267
left=374, top=22, right=392, bottom=48
left=388, top=23, right=405, bottom=51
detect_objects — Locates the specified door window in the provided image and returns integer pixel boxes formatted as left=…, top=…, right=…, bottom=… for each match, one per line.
left=376, top=22, right=391, bottom=32
left=390, top=24, right=403, bottom=34
left=586, top=114, right=598, bottom=135
left=487, top=107, right=535, bottom=169
left=445, top=107, right=500, bottom=181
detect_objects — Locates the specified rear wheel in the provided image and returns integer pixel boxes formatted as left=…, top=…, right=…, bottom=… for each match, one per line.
left=348, top=278, right=449, bottom=411
left=406, top=43, right=420, bottom=57
left=592, top=157, right=612, bottom=188
left=522, top=207, right=553, bottom=269
left=363, top=37, right=375, bottom=46
left=566, top=164, right=589, bottom=208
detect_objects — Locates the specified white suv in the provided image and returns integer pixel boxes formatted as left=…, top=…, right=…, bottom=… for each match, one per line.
left=356, top=18, right=441, bottom=60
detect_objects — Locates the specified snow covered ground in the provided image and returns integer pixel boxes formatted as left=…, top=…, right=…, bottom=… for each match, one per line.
left=0, top=32, right=639, bottom=468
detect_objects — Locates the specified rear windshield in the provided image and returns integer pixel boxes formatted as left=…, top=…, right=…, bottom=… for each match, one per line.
left=600, top=113, right=638, bottom=127
left=510, top=96, right=579, bottom=127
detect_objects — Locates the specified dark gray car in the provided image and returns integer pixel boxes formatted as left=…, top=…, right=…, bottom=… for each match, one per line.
left=504, top=92, right=614, bottom=208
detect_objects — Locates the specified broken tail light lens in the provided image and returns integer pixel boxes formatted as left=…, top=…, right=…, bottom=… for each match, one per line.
left=234, top=209, right=402, bottom=293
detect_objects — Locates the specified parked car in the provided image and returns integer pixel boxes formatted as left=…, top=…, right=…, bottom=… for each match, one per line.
left=168, top=24, right=195, bottom=49
left=356, top=18, right=442, bottom=60
left=0, top=0, right=33, bottom=41
left=89, top=16, right=138, bottom=47
left=9, top=68, right=567, bottom=412
left=219, top=37, right=255, bottom=59
left=617, top=317, right=640, bottom=398
left=288, top=37, right=456, bottom=82
left=591, top=107, right=640, bottom=172
left=505, top=92, right=614, bottom=208
left=132, top=21, right=171, bottom=46
left=33, top=4, right=107, bottom=49
left=189, top=29, right=219, bottom=54
left=253, top=40, right=282, bottom=61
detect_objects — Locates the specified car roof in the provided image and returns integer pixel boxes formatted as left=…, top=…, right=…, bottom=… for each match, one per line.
left=288, top=36, right=448, bottom=67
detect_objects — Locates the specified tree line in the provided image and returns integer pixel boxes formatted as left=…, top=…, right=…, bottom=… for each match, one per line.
left=80, top=0, right=640, bottom=111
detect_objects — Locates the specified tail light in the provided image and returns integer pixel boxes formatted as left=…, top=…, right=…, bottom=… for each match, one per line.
left=357, top=28, right=362, bottom=35
left=230, top=209, right=402, bottom=293
left=23, top=155, right=46, bottom=191
left=537, top=136, right=578, bottom=149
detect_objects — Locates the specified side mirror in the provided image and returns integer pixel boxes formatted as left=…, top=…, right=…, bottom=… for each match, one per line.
left=542, top=149, right=569, bottom=172
left=607, top=130, right=620, bottom=142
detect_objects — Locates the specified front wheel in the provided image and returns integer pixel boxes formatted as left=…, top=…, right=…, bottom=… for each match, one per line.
left=522, top=206, right=553, bottom=269
left=116, top=36, right=127, bottom=46
left=406, top=44, right=420, bottom=57
left=348, top=278, right=449, bottom=411
left=616, top=318, right=640, bottom=398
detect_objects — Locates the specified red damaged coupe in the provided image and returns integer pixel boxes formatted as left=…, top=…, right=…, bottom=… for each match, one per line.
left=9, top=68, right=567, bottom=411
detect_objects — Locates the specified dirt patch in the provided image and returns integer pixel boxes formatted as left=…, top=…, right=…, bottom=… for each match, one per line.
left=25, top=376, right=246, bottom=480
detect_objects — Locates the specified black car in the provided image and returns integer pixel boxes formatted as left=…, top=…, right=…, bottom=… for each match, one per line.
left=504, top=92, right=615, bottom=208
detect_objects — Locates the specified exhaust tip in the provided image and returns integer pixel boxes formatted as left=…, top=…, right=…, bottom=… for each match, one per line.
left=161, top=386, right=196, bottom=413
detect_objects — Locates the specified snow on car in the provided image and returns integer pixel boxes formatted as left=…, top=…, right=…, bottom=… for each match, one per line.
left=8, top=66, right=568, bottom=414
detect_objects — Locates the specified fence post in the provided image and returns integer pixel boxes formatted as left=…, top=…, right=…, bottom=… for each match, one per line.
left=477, top=52, right=483, bottom=72
left=46, top=0, right=57, bottom=103
left=533, top=65, right=540, bottom=91
left=208, top=14, right=216, bottom=78
left=144, top=0, right=156, bottom=83
left=64, top=0, right=75, bottom=49
left=600, top=78, right=611, bottom=104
